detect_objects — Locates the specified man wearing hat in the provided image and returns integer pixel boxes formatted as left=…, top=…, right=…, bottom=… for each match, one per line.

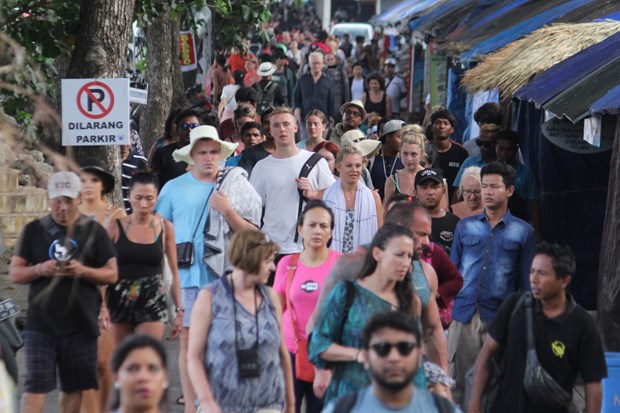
left=253, top=61, right=285, bottom=115
left=414, top=168, right=460, bottom=255
left=328, top=100, right=367, bottom=148
left=369, top=119, right=405, bottom=200
left=9, top=171, right=118, bottom=413
left=383, top=58, right=408, bottom=119
left=156, top=125, right=262, bottom=408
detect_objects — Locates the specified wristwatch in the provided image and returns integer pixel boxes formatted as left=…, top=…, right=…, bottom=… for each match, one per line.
left=175, top=307, right=185, bottom=313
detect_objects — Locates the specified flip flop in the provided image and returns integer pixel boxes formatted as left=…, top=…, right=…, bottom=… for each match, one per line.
left=176, top=395, right=185, bottom=405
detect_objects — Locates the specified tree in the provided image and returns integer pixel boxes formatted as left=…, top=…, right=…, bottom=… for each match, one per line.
left=65, top=0, right=136, bottom=204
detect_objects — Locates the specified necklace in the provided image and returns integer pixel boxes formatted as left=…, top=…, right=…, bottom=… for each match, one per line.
left=383, top=155, right=398, bottom=178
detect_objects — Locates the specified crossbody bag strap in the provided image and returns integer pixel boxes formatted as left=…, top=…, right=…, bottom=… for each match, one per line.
left=294, top=152, right=324, bottom=242
left=191, top=187, right=214, bottom=241
left=285, top=253, right=302, bottom=351
left=524, top=293, right=535, bottom=350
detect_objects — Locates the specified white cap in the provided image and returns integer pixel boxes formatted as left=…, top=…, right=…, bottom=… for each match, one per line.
left=47, top=171, right=81, bottom=199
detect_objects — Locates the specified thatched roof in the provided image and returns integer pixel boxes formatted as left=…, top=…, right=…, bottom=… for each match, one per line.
left=461, top=21, right=620, bottom=99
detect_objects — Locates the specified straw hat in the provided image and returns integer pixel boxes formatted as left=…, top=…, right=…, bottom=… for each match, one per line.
left=341, top=130, right=381, bottom=158
left=173, top=125, right=238, bottom=164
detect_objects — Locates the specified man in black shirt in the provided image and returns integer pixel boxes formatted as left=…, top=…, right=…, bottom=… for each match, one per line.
left=430, top=110, right=468, bottom=200
left=150, top=108, right=201, bottom=191
left=9, top=171, right=117, bottom=413
left=414, top=168, right=460, bottom=255
left=468, top=242, right=606, bottom=413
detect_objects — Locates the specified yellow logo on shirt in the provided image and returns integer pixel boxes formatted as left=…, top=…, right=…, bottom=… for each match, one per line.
left=551, top=340, right=565, bottom=358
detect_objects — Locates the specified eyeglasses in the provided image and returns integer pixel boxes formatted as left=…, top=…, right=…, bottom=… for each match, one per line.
left=234, top=107, right=254, bottom=117
left=462, top=189, right=481, bottom=196
left=345, top=110, right=363, bottom=118
left=475, top=139, right=496, bottom=148
left=371, top=341, right=418, bottom=357
left=180, top=122, right=200, bottom=131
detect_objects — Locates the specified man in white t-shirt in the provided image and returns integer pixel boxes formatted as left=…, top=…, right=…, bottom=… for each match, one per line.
left=250, top=107, right=335, bottom=255
left=384, top=58, right=408, bottom=118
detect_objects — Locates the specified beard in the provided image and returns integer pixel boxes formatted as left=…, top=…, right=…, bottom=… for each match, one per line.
left=369, top=364, right=417, bottom=392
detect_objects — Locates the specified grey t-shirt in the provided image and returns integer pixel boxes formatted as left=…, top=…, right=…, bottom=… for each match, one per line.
left=322, top=387, right=462, bottom=413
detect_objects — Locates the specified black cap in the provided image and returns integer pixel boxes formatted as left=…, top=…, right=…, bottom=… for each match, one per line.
left=414, top=168, right=443, bottom=187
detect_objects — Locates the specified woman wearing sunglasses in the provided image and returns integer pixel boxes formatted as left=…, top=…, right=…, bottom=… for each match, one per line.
left=309, top=223, right=421, bottom=405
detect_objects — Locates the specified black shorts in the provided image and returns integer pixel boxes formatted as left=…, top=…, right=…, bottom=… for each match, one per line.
left=23, top=330, right=98, bottom=393
left=107, top=275, right=168, bottom=325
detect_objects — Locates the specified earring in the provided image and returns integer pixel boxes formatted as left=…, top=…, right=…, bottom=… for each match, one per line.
left=163, top=381, right=169, bottom=389
left=114, top=381, right=120, bottom=389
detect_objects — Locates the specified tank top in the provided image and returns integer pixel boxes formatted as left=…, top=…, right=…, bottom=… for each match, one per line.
left=364, top=92, right=387, bottom=117
left=205, top=275, right=285, bottom=412
left=411, top=258, right=431, bottom=308
left=114, top=220, right=164, bottom=280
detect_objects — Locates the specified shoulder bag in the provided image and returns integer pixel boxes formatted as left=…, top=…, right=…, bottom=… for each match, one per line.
left=286, top=253, right=315, bottom=382
left=522, top=293, right=573, bottom=409
left=176, top=187, right=214, bottom=267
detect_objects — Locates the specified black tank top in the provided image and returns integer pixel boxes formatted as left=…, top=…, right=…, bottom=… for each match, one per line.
left=364, top=92, right=387, bottom=117
left=114, top=220, right=164, bottom=280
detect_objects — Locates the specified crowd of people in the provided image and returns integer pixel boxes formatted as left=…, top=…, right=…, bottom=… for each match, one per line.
left=6, top=9, right=610, bottom=413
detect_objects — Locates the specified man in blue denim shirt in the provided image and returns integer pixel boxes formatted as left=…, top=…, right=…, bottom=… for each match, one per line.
left=447, top=161, right=536, bottom=405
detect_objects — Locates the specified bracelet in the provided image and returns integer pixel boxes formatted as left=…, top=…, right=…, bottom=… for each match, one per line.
left=354, top=349, right=361, bottom=362
left=175, top=307, right=185, bottom=313
left=36, top=263, right=42, bottom=276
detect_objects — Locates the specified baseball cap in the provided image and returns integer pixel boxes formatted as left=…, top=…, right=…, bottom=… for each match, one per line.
left=385, top=58, right=397, bottom=66
left=380, top=120, right=406, bottom=140
left=414, top=168, right=443, bottom=187
left=48, top=171, right=81, bottom=199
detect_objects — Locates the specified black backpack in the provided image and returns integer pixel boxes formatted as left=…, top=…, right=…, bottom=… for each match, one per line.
left=256, top=81, right=278, bottom=115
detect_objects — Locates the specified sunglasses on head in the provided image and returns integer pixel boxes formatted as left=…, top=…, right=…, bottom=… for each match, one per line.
left=476, top=139, right=495, bottom=148
left=371, top=341, right=418, bottom=357
left=180, top=122, right=200, bottom=131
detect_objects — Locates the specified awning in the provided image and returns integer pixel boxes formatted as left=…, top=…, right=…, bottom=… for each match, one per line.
left=408, top=0, right=480, bottom=36
left=460, top=0, right=594, bottom=61
left=514, top=31, right=620, bottom=106
left=374, top=0, right=437, bottom=27
left=590, top=85, right=620, bottom=116
left=543, top=58, right=620, bottom=122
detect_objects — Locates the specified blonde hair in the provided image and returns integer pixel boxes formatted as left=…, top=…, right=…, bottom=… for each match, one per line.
left=336, top=145, right=363, bottom=163
left=457, top=166, right=482, bottom=198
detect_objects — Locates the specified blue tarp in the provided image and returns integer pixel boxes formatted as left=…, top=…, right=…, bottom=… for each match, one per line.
left=591, top=84, right=620, bottom=115
left=464, top=0, right=530, bottom=30
left=460, top=0, right=594, bottom=61
left=514, top=31, right=620, bottom=108
left=373, top=0, right=428, bottom=25
left=409, top=0, right=478, bottom=33
left=511, top=101, right=611, bottom=308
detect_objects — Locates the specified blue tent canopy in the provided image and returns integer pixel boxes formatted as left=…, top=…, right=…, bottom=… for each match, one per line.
left=373, top=0, right=430, bottom=26
left=465, top=0, right=530, bottom=30
left=409, top=0, right=479, bottom=33
left=514, top=31, right=620, bottom=107
left=590, top=84, right=620, bottom=116
left=460, top=0, right=593, bottom=61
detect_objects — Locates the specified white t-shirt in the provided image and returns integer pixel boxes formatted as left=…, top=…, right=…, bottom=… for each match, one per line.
left=351, top=78, right=365, bottom=101
left=250, top=150, right=335, bottom=254
left=386, top=75, right=407, bottom=114
left=220, top=84, right=240, bottom=122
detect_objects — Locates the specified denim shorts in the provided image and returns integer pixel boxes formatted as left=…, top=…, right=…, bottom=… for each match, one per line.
left=23, top=330, right=97, bottom=393
left=182, top=287, right=201, bottom=327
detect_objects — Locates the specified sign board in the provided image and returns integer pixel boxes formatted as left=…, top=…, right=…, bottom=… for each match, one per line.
left=61, top=78, right=130, bottom=146
left=541, top=117, right=613, bottom=154
left=179, top=31, right=197, bottom=72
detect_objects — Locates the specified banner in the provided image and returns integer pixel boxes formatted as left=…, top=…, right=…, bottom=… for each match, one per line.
left=179, top=30, right=197, bottom=72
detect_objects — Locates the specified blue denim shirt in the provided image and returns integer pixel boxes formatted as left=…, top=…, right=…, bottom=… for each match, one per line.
left=450, top=210, right=535, bottom=324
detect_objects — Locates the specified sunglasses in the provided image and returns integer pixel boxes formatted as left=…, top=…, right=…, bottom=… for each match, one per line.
left=475, top=139, right=496, bottom=148
left=180, top=122, right=200, bottom=131
left=371, top=341, right=418, bottom=357
left=345, top=110, right=363, bottom=118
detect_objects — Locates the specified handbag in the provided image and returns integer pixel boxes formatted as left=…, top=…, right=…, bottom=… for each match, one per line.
left=522, top=293, right=573, bottom=409
left=176, top=188, right=214, bottom=267
left=286, top=253, right=315, bottom=382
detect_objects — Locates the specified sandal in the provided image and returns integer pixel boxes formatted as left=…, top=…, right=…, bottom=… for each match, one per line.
left=176, top=395, right=185, bottom=405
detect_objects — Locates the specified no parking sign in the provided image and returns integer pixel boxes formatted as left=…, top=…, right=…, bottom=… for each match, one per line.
left=61, top=78, right=130, bottom=146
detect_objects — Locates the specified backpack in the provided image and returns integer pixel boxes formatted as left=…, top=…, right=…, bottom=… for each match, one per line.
left=256, top=80, right=279, bottom=115
left=333, top=389, right=455, bottom=413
